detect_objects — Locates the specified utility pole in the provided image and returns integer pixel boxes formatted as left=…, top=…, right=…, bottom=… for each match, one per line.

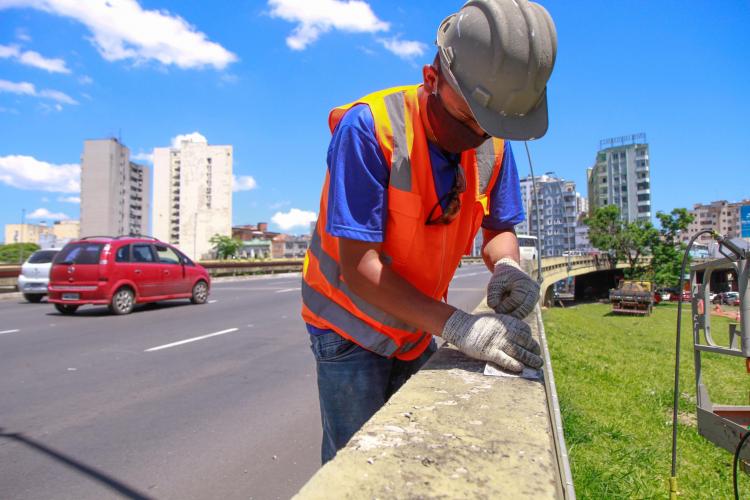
left=19, top=208, right=26, bottom=264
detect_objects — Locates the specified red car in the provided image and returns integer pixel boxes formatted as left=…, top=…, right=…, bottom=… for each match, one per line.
left=48, top=236, right=211, bottom=315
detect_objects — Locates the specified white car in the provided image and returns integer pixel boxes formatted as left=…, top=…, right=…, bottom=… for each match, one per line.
left=17, top=249, right=60, bottom=303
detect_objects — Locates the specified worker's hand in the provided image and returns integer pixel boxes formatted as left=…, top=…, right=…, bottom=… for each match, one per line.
left=441, top=309, right=542, bottom=373
left=487, top=258, right=540, bottom=319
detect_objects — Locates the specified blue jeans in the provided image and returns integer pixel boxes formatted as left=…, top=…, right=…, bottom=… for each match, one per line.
left=309, top=332, right=437, bottom=464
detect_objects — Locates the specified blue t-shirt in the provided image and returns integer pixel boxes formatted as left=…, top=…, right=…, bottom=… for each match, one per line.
left=325, top=104, right=525, bottom=242
left=308, top=104, right=525, bottom=336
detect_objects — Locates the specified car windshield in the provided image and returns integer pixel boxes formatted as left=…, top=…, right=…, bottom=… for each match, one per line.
left=53, top=243, right=103, bottom=265
left=28, top=250, right=58, bottom=264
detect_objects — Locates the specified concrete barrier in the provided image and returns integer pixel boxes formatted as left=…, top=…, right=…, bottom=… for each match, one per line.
left=295, top=300, right=574, bottom=499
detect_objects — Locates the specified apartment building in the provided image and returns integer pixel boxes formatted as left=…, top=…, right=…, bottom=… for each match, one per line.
left=516, top=173, right=577, bottom=257
left=681, top=199, right=750, bottom=244
left=4, top=220, right=80, bottom=247
left=80, top=139, right=151, bottom=237
left=272, top=234, right=310, bottom=259
left=153, top=136, right=232, bottom=260
left=587, top=133, right=651, bottom=223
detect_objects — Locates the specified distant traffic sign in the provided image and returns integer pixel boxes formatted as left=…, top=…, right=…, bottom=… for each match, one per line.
left=741, top=205, right=750, bottom=238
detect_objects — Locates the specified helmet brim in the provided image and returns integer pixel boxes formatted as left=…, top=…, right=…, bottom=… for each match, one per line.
left=464, top=85, right=550, bottom=141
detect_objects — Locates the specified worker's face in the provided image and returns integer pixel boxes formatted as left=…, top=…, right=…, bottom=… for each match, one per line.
left=423, top=64, right=486, bottom=137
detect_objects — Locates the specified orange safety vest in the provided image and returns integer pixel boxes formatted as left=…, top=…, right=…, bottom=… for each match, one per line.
left=302, top=85, right=505, bottom=360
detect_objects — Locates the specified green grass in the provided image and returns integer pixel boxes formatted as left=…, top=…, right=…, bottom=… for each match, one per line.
left=543, top=302, right=750, bottom=499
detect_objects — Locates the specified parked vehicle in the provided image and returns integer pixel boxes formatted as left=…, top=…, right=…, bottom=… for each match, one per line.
left=670, top=289, right=692, bottom=302
left=17, top=248, right=60, bottom=302
left=655, top=288, right=672, bottom=301
left=724, top=292, right=740, bottom=306
left=610, top=280, right=654, bottom=315
left=48, top=236, right=210, bottom=315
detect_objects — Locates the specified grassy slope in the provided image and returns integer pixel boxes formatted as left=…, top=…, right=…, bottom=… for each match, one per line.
left=543, top=302, right=749, bottom=499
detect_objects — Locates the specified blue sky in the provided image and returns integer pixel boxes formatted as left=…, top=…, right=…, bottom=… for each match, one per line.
left=0, top=0, right=748, bottom=241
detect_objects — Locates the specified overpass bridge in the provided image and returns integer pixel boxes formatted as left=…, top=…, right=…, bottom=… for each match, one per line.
left=532, top=255, right=641, bottom=306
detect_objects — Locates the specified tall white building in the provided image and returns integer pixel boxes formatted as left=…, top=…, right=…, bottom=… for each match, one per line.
left=80, top=138, right=151, bottom=237
left=153, top=135, right=232, bottom=260
left=587, top=133, right=651, bottom=223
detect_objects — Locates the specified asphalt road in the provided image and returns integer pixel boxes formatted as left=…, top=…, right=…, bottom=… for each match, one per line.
left=0, top=263, right=490, bottom=500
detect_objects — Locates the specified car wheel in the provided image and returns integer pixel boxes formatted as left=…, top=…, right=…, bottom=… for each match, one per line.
left=54, top=303, right=79, bottom=315
left=24, top=293, right=43, bottom=303
left=110, top=287, right=135, bottom=315
left=190, top=280, right=209, bottom=304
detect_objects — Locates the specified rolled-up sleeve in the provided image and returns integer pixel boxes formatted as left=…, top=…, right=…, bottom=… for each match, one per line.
left=482, top=142, right=526, bottom=231
left=326, top=105, right=389, bottom=242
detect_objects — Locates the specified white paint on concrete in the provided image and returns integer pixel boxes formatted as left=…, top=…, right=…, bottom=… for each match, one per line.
left=0, top=329, right=20, bottom=335
left=145, top=328, right=239, bottom=352
left=275, top=288, right=300, bottom=294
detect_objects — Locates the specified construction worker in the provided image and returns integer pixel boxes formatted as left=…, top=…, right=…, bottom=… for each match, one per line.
left=302, top=0, right=557, bottom=464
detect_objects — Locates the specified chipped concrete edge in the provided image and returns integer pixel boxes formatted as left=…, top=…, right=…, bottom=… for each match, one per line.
left=295, top=300, right=575, bottom=499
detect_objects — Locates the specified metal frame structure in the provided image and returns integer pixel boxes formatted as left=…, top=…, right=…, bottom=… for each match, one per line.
left=691, top=251, right=750, bottom=459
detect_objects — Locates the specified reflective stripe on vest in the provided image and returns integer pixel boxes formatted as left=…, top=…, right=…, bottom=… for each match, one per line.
left=307, top=230, right=417, bottom=333
left=301, top=281, right=400, bottom=357
left=383, top=92, right=411, bottom=192
left=476, top=139, right=498, bottom=195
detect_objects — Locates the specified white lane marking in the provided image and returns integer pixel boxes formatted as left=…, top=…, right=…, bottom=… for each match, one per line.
left=275, top=288, right=300, bottom=294
left=145, top=328, right=239, bottom=352
left=0, top=329, right=20, bottom=335
left=208, top=300, right=218, bottom=304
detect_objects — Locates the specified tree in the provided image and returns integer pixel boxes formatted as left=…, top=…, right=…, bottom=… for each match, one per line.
left=585, top=205, right=623, bottom=264
left=651, top=209, right=694, bottom=287
left=585, top=205, right=659, bottom=278
left=0, top=243, right=40, bottom=264
left=620, top=220, right=659, bottom=278
left=209, top=234, right=242, bottom=260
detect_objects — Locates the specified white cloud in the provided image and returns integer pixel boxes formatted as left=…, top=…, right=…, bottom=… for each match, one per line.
left=78, top=75, right=93, bottom=85
left=0, top=0, right=237, bottom=69
left=269, top=200, right=291, bottom=210
left=38, top=88, right=77, bottom=104
left=58, top=195, right=80, bottom=203
left=233, top=175, right=257, bottom=192
left=0, top=43, right=70, bottom=73
left=0, top=79, right=78, bottom=105
left=41, top=196, right=49, bottom=202
left=268, top=0, right=389, bottom=50
left=27, top=207, right=70, bottom=220
left=0, top=79, right=35, bottom=95
left=378, top=37, right=426, bottom=59
left=271, top=208, right=317, bottom=230
left=171, top=131, right=207, bottom=148
left=0, top=107, right=20, bottom=114
left=0, top=155, right=80, bottom=193
left=15, top=27, right=31, bottom=42
left=131, top=151, right=153, bottom=163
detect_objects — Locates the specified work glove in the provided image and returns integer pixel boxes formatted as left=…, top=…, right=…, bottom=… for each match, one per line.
left=487, top=258, right=540, bottom=319
left=441, top=309, right=542, bottom=373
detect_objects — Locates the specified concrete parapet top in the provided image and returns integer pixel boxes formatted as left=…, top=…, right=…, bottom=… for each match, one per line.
left=295, top=300, right=570, bottom=499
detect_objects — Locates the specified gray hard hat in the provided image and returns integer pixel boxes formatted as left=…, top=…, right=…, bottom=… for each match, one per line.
left=436, top=0, right=557, bottom=140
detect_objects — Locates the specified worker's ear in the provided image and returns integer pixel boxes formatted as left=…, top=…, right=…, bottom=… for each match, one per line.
left=422, top=64, right=438, bottom=94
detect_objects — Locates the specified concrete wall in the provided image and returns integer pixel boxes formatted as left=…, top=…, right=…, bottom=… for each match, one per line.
left=295, top=301, right=573, bottom=499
